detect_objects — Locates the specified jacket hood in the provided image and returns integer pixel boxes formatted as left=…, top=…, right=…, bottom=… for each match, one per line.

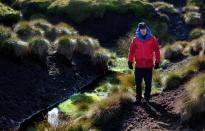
left=135, top=26, right=152, bottom=42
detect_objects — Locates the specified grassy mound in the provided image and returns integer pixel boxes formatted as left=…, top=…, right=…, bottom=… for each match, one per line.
left=178, top=73, right=205, bottom=124
left=162, top=56, right=205, bottom=90
left=89, top=92, right=135, bottom=127
left=162, top=35, right=205, bottom=61
left=14, top=21, right=44, bottom=41
left=0, top=18, right=110, bottom=68
left=48, top=0, right=156, bottom=23
left=56, top=34, right=109, bottom=69
left=28, top=36, right=50, bottom=59
left=189, top=28, right=205, bottom=39
left=56, top=35, right=77, bottom=60
left=56, top=35, right=99, bottom=57
left=153, top=1, right=178, bottom=14
left=0, top=25, right=28, bottom=57
left=0, top=2, right=21, bottom=23
left=184, top=0, right=204, bottom=26
left=163, top=44, right=185, bottom=61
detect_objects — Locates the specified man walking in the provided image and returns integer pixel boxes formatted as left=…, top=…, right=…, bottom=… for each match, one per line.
left=128, top=22, right=160, bottom=103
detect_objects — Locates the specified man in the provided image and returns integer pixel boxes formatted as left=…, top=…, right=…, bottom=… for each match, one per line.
left=128, top=22, right=160, bottom=103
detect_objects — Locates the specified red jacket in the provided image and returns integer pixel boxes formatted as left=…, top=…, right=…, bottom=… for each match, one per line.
left=128, top=35, right=160, bottom=68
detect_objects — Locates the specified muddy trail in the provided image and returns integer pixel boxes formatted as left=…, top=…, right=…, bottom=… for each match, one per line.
left=102, top=58, right=205, bottom=131
left=122, top=87, right=183, bottom=130
left=121, top=74, right=205, bottom=131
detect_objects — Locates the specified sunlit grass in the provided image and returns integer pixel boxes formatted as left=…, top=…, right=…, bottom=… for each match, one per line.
left=88, top=92, right=135, bottom=127
left=0, top=2, right=21, bottom=23
left=163, top=55, right=205, bottom=90
left=59, top=93, right=100, bottom=118
left=177, top=73, right=205, bottom=123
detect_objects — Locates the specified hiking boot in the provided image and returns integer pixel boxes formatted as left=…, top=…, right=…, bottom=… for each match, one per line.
left=134, top=97, right=142, bottom=104
left=142, top=98, right=150, bottom=103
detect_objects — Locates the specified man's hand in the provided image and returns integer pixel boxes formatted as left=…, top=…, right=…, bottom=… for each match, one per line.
left=128, top=61, right=133, bottom=69
left=154, top=63, right=160, bottom=69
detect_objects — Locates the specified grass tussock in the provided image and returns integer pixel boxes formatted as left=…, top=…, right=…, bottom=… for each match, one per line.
left=162, top=72, right=182, bottom=90
left=28, top=36, right=50, bottom=59
left=0, top=25, right=29, bottom=57
left=0, top=2, right=21, bottom=23
left=162, top=35, right=205, bottom=61
left=153, top=1, right=178, bottom=14
left=56, top=35, right=109, bottom=68
left=163, top=56, right=205, bottom=90
left=163, top=44, right=185, bottom=61
left=184, top=0, right=204, bottom=26
left=48, top=0, right=155, bottom=23
left=0, top=19, right=109, bottom=66
left=14, top=21, right=44, bottom=41
left=189, top=28, right=205, bottom=39
left=88, top=92, right=135, bottom=127
left=56, top=35, right=77, bottom=60
left=177, top=73, right=205, bottom=123
left=116, top=72, right=135, bottom=92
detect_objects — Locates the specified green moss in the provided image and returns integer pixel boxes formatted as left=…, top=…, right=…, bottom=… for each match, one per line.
left=48, top=0, right=156, bottom=23
left=70, top=93, right=99, bottom=104
left=109, top=57, right=130, bottom=73
left=59, top=93, right=100, bottom=118
left=0, top=2, right=21, bottom=23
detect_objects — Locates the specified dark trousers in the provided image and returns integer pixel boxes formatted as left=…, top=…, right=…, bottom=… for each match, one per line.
left=134, top=68, right=153, bottom=100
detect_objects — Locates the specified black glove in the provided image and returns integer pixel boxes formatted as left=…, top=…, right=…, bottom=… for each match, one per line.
left=154, top=63, right=160, bottom=69
left=128, top=61, right=133, bottom=69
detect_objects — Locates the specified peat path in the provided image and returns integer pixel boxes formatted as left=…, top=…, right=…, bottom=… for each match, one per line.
left=102, top=81, right=184, bottom=131
left=102, top=57, right=204, bottom=131
left=121, top=83, right=184, bottom=131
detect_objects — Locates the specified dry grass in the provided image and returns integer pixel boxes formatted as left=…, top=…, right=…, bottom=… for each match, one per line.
left=88, top=92, right=135, bottom=127
left=28, top=36, right=50, bottom=59
left=162, top=43, right=186, bottom=61
left=116, top=72, right=135, bottom=92
left=162, top=72, right=182, bottom=90
left=153, top=1, right=178, bottom=14
left=163, top=55, right=205, bottom=90
left=162, top=35, right=205, bottom=60
left=55, top=35, right=77, bottom=60
left=177, top=73, right=205, bottom=123
left=14, top=21, right=44, bottom=41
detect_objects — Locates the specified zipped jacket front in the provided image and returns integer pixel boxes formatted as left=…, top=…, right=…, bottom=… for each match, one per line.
left=128, top=35, right=160, bottom=68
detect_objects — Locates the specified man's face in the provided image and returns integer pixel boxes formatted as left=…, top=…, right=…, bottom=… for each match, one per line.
left=140, top=28, right=147, bottom=36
